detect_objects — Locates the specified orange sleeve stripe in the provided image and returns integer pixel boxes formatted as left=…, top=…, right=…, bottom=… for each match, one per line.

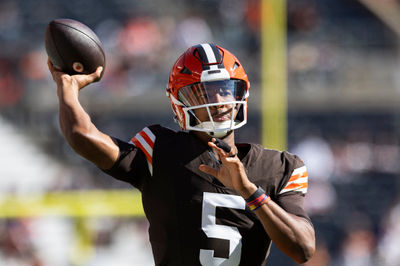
left=284, top=182, right=308, bottom=190
left=131, top=137, right=153, bottom=165
left=288, top=171, right=308, bottom=182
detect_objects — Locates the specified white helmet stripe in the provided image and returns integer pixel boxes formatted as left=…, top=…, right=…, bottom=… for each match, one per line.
left=198, top=43, right=229, bottom=81
left=200, top=43, right=218, bottom=64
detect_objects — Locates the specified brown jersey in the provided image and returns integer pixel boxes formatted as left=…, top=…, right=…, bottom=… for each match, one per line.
left=103, top=125, right=310, bottom=266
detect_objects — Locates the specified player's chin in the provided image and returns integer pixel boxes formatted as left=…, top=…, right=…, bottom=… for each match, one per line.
left=212, top=112, right=236, bottom=122
left=213, top=116, right=231, bottom=122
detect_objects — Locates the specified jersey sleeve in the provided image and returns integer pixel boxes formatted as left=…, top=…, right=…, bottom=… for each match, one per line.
left=275, top=153, right=311, bottom=222
left=129, top=126, right=156, bottom=176
left=279, top=164, right=308, bottom=195
left=101, top=134, right=152, bottom=191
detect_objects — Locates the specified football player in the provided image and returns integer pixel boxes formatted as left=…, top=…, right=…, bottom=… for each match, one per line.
left=48, top=43, right=315, bottom=265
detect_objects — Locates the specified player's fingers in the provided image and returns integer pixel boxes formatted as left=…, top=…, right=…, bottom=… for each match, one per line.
left=47, top=59, right=58, bottom=75
left=47, top=59, right=64, bottom=82
left=213, top=138, right=232, bottom=153
left=88, top=66, right=103, bottom=83
left=96, top=66, right=103, bottom=75
left=47, top=59, right=63, bottom=73
left=47, top=60, right=56, bottom=81
left=208, top=141, right=225, bottom=155
left=208, top=140, right=235, bottom=158
left=199, top=164, right=218, bottom=177
left=207, top=141, right=217, bottom=150
left=94, top=66, right=104, bottom=82
left=208, top=142, right=227, bottom=160
left=74, top=67, right=103, bottom=89
left=47, top=59, right=53, bottom=70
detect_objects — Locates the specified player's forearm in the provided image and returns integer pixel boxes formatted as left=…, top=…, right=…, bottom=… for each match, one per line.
left=237, top=182, right=315, bottom=262
left=56, top=85, right=118, bottom=169
left=255, top=200, right=315, bottom=263
left=57, top=85, right=93, bottom=146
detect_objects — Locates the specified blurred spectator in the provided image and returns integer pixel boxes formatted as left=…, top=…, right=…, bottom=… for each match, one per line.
left=335, top=229, right=376, bottom=266
left=303, top=238, right=331, bottom=266
left=343, top=141, right=374, bottom=174
left=377, top=200, right=400, bottom=266
left=331, top=130, right=400, bottom=178
left=18, top=50, right=48, bottom=81
left=118, top=17, right=162, bottom=58
left=0, top=1, right=21, bottom=43
left=292, top=134, right=337, bottom=216
left=174, top=16, right=213, bottom=50
left=0, top=219, right=44, bottom=266
left=0, top=59, right=24, bottom=107
left=292, top=134, right=334, bottom=181
left=244, top=0, right=260, bottom=34
left=288, top=1, right=319, bottom=33
left=373, top=132, right=400, bottom=174
left=303, top=179, right=336, bottom=216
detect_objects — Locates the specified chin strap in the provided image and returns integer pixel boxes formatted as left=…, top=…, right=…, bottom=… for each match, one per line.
left=207, top=130, right=233, bottom=138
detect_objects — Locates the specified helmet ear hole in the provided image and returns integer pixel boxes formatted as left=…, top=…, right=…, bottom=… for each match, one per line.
left=180, top=66, right=192, bottom=74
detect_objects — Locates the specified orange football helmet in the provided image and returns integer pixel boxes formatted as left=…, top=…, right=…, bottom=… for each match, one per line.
left=166, top=43, right=250, bottom=137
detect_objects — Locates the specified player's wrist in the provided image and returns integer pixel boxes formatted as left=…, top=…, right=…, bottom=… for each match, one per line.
left=57, top=81, right=79, bottom=98
left=238, top=182, right=258, bottom=199
left=245, top=186, right=270, bottom=211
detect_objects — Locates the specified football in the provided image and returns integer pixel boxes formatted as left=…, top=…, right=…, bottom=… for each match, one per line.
left=45, top=18, right=105, bottom=77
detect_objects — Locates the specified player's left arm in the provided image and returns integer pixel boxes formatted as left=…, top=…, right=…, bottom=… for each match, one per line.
left=249, top=195, right=315, bottom=264
left=199, top=141, right=315, bottom=264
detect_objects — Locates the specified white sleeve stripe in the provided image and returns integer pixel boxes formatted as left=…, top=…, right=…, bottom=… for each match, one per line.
left=292, top=165, right=307, bottom=176
left=134, top=134, right=153, bottom=159
left=143, top=127, right=156, bottom=143
left=280, top=187, right=308, bottom=194
left=147, top=161, right=153, bottom=176
left=291, top=165, right=307, bottom=176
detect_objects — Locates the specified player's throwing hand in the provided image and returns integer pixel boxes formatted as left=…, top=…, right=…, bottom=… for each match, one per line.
left=47, top=59, right=103, bottom=92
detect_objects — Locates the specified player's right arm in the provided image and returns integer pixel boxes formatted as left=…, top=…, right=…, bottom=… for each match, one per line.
left=47, top=60, right=119, bottom=170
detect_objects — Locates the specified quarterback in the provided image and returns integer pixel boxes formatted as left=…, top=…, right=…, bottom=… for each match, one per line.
left=48, top=43, right=315, bottom=265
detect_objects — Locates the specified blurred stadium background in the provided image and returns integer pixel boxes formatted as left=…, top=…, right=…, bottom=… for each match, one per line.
left=1, top=0, right=400, bottom=265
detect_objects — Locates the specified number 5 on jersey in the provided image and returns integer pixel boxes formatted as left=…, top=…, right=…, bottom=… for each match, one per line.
left=200, top=192, right=246, bottom=266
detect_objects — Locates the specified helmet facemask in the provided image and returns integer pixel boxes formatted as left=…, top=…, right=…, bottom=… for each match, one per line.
left=172, top=79, right=249, bottom=138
